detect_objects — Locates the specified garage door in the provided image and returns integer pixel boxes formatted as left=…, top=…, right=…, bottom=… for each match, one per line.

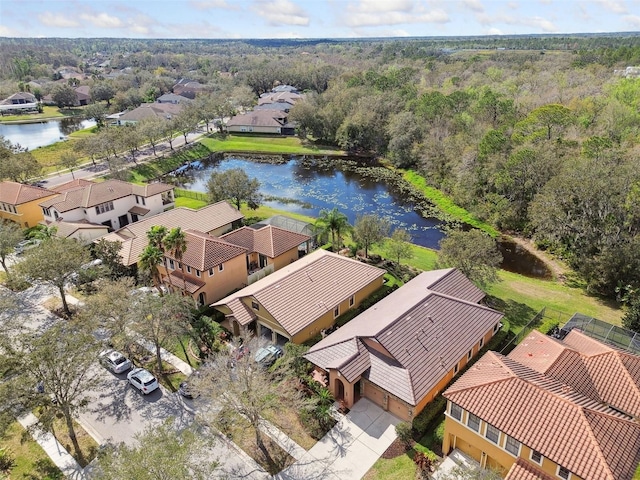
left=364, top=382, right=385, bottom=408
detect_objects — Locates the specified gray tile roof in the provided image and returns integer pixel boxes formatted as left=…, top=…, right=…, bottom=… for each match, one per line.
left=305, top=270, right=503, bottom=406
left=212, top=249, right=385, bottom=336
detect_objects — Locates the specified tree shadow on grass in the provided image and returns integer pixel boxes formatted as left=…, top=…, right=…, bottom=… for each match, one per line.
left=24, top=458, right=64, bottom=480
left=485, top=295, right=538, bottom=331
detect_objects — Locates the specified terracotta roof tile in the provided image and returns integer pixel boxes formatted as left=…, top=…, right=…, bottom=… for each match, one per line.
left=505, top=458, right=555, bottom=480
left=221, top=225, right=310, bottom=258
left=445, top=351, right=640, bottom=480
left=166, top=271, right=205, bottom=293
left=97, top=202, right=243, bottom=266
left=0, top=181, right=56, bottom=205
left=212, top=249, right=385, bottom=337
left=164, top=230, right=246, bottom=271
left=52, top=179, right=95, bottom=192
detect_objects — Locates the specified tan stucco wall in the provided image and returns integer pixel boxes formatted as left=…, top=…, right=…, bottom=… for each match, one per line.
left=271, top=246, right=300, bottom=270
left=442, top=406, right=583, bottom=480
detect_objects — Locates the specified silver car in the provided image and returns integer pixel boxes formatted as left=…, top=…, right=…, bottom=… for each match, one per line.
left=99, top=349, right=133, bottom=374
left=127, top=368, right=159, bottom=395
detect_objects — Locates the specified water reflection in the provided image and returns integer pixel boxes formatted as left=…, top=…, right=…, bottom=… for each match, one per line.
left=0, top=118, right=96, bottom=150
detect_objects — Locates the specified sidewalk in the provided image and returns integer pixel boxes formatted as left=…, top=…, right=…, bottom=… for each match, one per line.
left=17, top=413, right=86, bottom=480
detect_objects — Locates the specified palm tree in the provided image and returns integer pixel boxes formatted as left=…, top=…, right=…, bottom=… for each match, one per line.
left=139, top=245, right=164, bottom=296
left=164, top=227, right=188, bottom=294
left=146, top=225, right=168, bottom=249
left=315, top=207, right=351, bottom=251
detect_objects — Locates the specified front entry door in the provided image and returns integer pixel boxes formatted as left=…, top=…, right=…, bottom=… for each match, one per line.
left=118, top=214, right=129, bottom=228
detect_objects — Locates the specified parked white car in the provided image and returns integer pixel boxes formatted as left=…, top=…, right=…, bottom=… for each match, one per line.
left=127, top=367, right=159, bottom=395
left=99, top=349, right=133, bottom=374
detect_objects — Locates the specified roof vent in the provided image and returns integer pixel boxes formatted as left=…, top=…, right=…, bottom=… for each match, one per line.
left=405, top=348, right=411, bottom=356
left=428, top=315, right=434, bottom=323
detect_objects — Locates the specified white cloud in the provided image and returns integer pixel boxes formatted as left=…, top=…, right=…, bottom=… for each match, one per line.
left=623, top=14, right=640, bottom=27
left=345, top=1, right=449, bottom=27
left=507, top=1, right=519, bottom=8
left=486, top=27, right=503, bottom=35
left=0, top=24, right=21, bottom=36
left=79, top=12, right=125, bottom=29
left=463, top=0, right=485, bottom=13
left=595, top=0, right=627, bottom=14
left=38, top=12, right=80, bottom=28
left=189, top=0, right=238, bottom=11
left=252, top=0, right=310, bottom=26
left=477, top=12, right=557, bottom=32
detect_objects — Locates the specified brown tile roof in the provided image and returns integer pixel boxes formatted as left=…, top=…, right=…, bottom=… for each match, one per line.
left=509, top=330, right=640, bottom=417
left=0, top=181, right=56, bottom=205
left=164, top=230, right=246, bottom=271
left=444, top=351, right=640, bottom=480
left=226, top=110, right=288, bottom=128
left=220, top=225, right=310, bottom=258
left=305, top=270, right=503, bottom=405
left=128, top=205, right=150, bottom=215
left=97, top=202, right=244, bottom=266
left=166, top=271, right=206, bottom=294
left=258, top=91, right=302, bottom=105
left=40, top=179, right=173, bottom=212
left=422, top=268, right=486, bottom=303
left=119, top=103, right=182, bottom=122
left=212, top=249, right=385, bottom=337
left=505, top=458, right=555, bottom=480
left=53, top=221, right=110, bottom=238
left=51, top=179, right=95, bottom=192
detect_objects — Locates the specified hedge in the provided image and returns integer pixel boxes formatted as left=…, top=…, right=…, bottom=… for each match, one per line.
left=412, top=320, right=511, bottom=434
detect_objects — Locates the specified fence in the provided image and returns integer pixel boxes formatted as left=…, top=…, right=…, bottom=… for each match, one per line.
left=174, top=188, right=209, bottom=202
left=561, top=313, right=640, bottom=354
left=500, top=307, right=547, bottom=355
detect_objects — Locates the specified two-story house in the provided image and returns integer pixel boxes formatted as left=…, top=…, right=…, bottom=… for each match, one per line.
left=442, top=329, right=640, bottom=480
left=40, top=179, right=175, bottom=234
left=0, top=181, right=58, bottom=228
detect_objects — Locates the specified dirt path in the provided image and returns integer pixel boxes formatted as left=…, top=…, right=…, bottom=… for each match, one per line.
left=507, top=236, right=569, bottom=282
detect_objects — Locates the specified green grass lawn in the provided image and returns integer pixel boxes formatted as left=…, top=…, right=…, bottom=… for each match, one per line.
left=68, top=125, right=98, bottom=138
left=200, top=134, right=343, bottom=155
left=0, top=106, right=67, bottom=123
left=31, top=138, right=80, bottom=168
left=364, top=451, right=416, bottom=480
left=0, top=421, right=63, bottom=480
left=175, top=196, right=209, bottom=209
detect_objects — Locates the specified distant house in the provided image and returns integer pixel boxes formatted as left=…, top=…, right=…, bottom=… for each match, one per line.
left=254, top=101, right=294, bottom=113
left=305, top=269, right=503, bottom=421
left=116, top=103, right=182, bottom=125
left=441, top=329, right=640, bottom=480
left=220, top=224, right=311, bottom=282
left=39, top=179, right=175, bottom=232
left=172, top=78, right=207, bottom=99
left=258, top=91, right=302, bottom=106
left=0, top=92, right=39, bottom=114
left=74, top=86, right=91, bottom=106
left=226, top=109, right=295, bottom=135
left=0, top=181, right=58, bottom=228
left=212, top=249, right=386, bottom=344
left=157, top=93, right=192, bottom=105
left=272, top=84, right=299, bottom=93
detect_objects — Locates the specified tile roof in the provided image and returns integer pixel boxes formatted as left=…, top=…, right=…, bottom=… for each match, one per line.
left=164, top=229, right=246, bottom=271
left=166, top=270, right=206, bottom=294
left=510, top=330, right=640, bottom=417
left=0, top=181, right=56, bottom=205
left=53, top=221, right=110, bottom=238
left=505, top=458, right=555, bottom=480
left=257, top=91, right=302, bottom=105
left=212, top=249, right=385, bottom=337
left=40, top=179, right=173, bottom=212
left=97, top=202, right=244, bottom=265
left=52, top=179, right=95, bottom=192
left=305, top=270, right=503, bottom=405
left=119, top=103, right=182, bottom=122
left=220, top=225, right=310, bottom=258
left=226, top=110, right=288, bottom=128
left=444, top=351, right=640, bottom=480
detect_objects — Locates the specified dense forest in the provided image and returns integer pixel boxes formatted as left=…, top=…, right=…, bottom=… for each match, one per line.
left=1, top=34, right=640, bottom=301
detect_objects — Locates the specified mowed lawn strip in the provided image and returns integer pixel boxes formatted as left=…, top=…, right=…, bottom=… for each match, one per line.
left=200, top=135, right=343, bottom=155
left=0, top=421, right=63, bottom=479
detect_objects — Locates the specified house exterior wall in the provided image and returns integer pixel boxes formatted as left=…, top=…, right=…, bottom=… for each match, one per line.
left=442, top=402, right=583, bottom=480
left=2, top=196, right=56, bottom=228
left=227, top=125, right=281, bottom=134
left=271, top=246, right=300, bottom=270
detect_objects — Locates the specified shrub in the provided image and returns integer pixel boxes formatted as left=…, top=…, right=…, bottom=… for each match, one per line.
left=434, top=420, right=446, bottom=444
left=395, top=421, right=413, bottom=447
left=0, top=447, right=15, bottom=472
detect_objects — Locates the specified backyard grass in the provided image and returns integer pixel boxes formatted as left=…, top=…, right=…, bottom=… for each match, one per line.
left=364, top=451, right=417, bottom=480
left=68, top=125, right=98, bottom=138
left=263, top=406, right=318, bottom=451
left=127, top=143, right=211, bottom=183
left=0, top=106, right=67, bottom=123
left=200, top=134, right=343, bottom=155
left=48, top=416, right=98, bottom=468
left=174, top=196, right=208, bottom=209
left=0, top=421, right=63, bottom=480
left=31, top=138, right=80, bottom=168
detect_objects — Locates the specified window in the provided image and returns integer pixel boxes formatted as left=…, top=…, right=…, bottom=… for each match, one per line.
left=42, top=207, right=50, bottom=216
left=135, top=195, right=140, bottom=204
left=54, top=211, right=59, bottom=220
left=450, top=403, right=462, bottom=421
left=141, top=196, right=146, bottom=206
left=467, top=349, right=472, bottom=360
left=208, top=268, right=214, bottom=276
left=557, top=466, right=570, bottom=480
left=186, top=266, right=191, bottom=274
left=252, top=301, right=259, bottom=311
left=467, top=413, right=480, bottom=432
left=494, top=323, right=500, bottom=333
left=479, top=337, right=484, bottom=348
left=485, top=424, right=499, bottom=444
left=349, top=295, right=355, bottom=307
left=218, top=263, right=224, bottom=272
left=530, top=450, right=543, bottom=465
left=168, top=259, right=175, bottom=270
left=195, top=269, right=201, bottom=277
left=95, top=201, right=114, bottom=215
left=454, top=363, right=459, bottom=374
left=505, top=436, right=520, bottom=456
left=334, top=306, right=340, bottom=318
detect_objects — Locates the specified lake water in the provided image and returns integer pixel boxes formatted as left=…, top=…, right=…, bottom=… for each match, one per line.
left=176, top=156, right=552, bottom=278
left=177, top=156, right=447, bottom=250
left=0, top=118, right=96, bottom=150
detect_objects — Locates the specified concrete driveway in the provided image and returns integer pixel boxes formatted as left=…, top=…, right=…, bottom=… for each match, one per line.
left=276, top=398, right=400, bottom=480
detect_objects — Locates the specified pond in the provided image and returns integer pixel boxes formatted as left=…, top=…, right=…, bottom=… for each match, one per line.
left=174, top=156, right=552, bottom=278
left=0, top=118, right=96, bottom=150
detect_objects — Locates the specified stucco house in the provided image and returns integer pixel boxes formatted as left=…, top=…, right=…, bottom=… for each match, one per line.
left=211, top=249, right=386, bottom=344
left=226, top=109, right=295, bottom=135
left=304, top=268, right=503, bottom=421
left=442, top=329, right=640, bottom=480
left=39, top=179, right=175, bottom=232
left=0, top=181, right=58, bottom=227
left=116, top=103, right=182, bottom=125
left=220, top=224, right=311, bottom=283
left=157, top=93, right=192, bottom=104
left=0, top=92, right=39, bottom=114
left=258, top=91, right=302, bottom=105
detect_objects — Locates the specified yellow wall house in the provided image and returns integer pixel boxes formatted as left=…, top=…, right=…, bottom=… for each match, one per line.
left=211, top=249, right=386, bottom=345
left=304, top=269, right=503, bottom=422
left=442, top=329, right=640, bottom=480
left=0, top=181, right=58, bottom=228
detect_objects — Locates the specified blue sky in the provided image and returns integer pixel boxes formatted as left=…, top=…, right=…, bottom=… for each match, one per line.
left=1, top=0, right=639, bottom=39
